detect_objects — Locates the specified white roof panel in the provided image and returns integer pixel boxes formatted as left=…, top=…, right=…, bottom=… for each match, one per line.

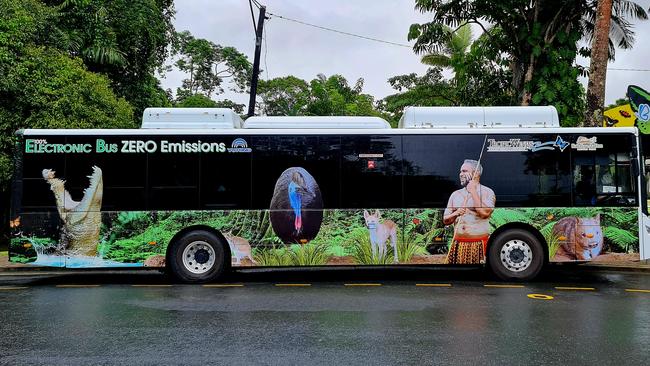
left=141, top=108, right=243, bottom=129
left=243, top=116, right=391, bottom=129
left=399, top=106, right=560, bottom=128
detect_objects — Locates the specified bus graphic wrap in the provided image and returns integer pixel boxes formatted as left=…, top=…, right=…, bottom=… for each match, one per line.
left=9, top=133, right=643, bottom=268
left=9, top=207, right=639, bottom=267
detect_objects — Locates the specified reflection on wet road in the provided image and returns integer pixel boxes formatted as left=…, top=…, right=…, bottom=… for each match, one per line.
left=1, top=267, right=649, bottom=365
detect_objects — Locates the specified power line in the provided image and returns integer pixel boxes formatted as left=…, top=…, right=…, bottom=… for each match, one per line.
left=248, top=0, right=257, bottom=33
left=608, top=68, right=650, bottom=72
left=264, top=18, right=269, bottom=80
left=266, top=11, right=412, bottom=48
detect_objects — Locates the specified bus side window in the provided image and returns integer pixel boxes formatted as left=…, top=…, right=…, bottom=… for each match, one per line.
left=148, top=137, right=200, bottom=210
left=572, top=134, right=637, bottom=206
left=402, top=134, right=487, bottom=207
left=251, top=135, right=339, bottom=209
left=341, top=135, right=402, bottom=209
left=201, top=138, right=251, bottom=210
left=481, top=134, right=572, bottom=207
left=66, top=136, right=147, bottom=211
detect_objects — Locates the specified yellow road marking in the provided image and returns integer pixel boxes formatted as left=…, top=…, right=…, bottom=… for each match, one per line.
left=625, top=288, right=650, bottom=293
left=56, top=284, right=101, bottom=288
left=203, top=284, right=245, bottom=288
left=528, top=294, right=554, bottom=300
left=275, top=283, right=312, bottom=287
left=555, top=286, right=596, bottom=291
left=415, top=283, right=452, bottom=287
left=0, top=286, right=28, bottom=290
left=131, top=284, right=173, bottom=287
left=344, top=283, right=382, bottom=287
left=484, top=284, right=525, bottom=288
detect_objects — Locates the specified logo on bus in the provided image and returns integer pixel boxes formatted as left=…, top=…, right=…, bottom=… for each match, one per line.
left=487, top=135, right=569, bottom=152
left=227, top=138, right=252, bottom=153
left=571, top=136, right=603, bottom=151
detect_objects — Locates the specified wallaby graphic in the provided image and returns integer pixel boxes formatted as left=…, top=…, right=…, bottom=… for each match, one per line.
left=223, top=232, right=256, bottom=266
left=363, top=210, right=398, bottom=263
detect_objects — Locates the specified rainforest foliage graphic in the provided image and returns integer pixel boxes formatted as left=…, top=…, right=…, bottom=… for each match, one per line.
left=10, top=207, right=639, bottom=265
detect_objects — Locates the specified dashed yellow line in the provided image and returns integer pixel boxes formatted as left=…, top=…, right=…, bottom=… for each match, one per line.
left=528, top=293, right=554, bottom=300
left=344, top=283, right=382, bottom=287
left=625, top=288, right=650, bottom=293
left=415, top=283, right=452, bottom=287
left=0, top=286, right=29, bottom=290
left=131, top=284, right=173, bottom=287
left=275, top=283, right=312, bottom=287
left=555, top=286, right=596, bottom=291
left=56, top=284, right=101, bottom=288
left=484, top=284, right=525, bottom=288
left=203, top=284, right=245, bottom=288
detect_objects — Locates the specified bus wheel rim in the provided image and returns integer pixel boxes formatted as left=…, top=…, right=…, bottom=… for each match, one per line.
left=182, top=240, right=216, bottom=274
left=499, top=239, right=533, bottom=272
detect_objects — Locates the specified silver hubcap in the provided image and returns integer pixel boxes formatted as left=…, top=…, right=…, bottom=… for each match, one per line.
left=182, top=241, right=215, bottom=274
left=500, top=239, right=533, bottom=272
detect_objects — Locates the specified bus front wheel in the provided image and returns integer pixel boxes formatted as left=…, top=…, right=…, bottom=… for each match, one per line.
left=488, top=229, right=544, bottom=281
left=168, top=230, right=226, bottom=283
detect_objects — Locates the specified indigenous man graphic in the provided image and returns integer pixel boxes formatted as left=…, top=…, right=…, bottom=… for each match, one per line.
left=443, top=159, right=495, bottom=264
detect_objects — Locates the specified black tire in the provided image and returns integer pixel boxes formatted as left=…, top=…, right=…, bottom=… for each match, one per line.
left=488, top=229, right=544, bottom=281
left=168, top=230, right=226, bottom=283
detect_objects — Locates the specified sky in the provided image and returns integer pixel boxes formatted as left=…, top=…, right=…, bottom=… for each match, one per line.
left=160, top=0, right=650, bottom=108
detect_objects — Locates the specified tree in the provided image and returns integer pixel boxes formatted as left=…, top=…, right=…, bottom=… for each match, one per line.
left=409, top=0, right=646, bottom=126
left=307, top=75, right=379, bottom=116
left=174, top=94, right=245, bottom=113
left=50, top=0, right=177, bottom=118
left=173, top=31, right=252, bottom=99
left=585, top=0, right=614, bottom=126
left=381, top=68, right=457, bottom=122
left=420, top=23, right=474, bottom=80
left=257, top=76, right=311, bottom=116
left=0, top=0, right=134, bottom=247
left=256, top=74, right=383, bottom=118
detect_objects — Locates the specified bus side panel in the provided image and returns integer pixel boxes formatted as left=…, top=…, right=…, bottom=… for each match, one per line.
left=487, top=207, right=638, bottom=263
left=10, top=135, right=66, bottom=266
left=105, top=206, right=637, bottom=267
left=8, top=136, right=23, bottom=264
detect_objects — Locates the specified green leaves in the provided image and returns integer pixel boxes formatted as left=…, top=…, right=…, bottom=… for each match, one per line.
left=172, top=31, right=252, bottom=99
left=257, top=74, right=382, bottom=118
left=602, top=226, right=637, bottom=252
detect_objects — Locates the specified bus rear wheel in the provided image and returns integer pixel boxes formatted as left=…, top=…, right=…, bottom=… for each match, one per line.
left=168, top=230, right=226, bottom=283
left=488, top=229, right=544, bottom=281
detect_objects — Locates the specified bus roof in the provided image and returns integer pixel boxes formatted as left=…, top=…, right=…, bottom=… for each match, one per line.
left=21, top=126, right=638, bottom=136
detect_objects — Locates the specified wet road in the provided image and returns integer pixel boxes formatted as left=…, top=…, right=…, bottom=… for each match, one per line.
left=1, top=267, right=649, bottom=365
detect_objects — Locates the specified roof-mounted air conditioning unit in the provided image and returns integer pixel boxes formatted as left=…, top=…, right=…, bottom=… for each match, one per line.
left=141, top=108, right=243, bottom=129
left=398, top=106, right=560, bottom=129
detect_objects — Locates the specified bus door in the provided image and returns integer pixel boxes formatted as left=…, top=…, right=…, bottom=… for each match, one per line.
left=640, top=135, right=650, bottom=261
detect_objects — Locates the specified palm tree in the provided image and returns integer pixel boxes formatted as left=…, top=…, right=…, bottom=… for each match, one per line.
left=419, top=23, right=473, bottom=83
left=585, top=0, right=614, bottom=126
left=584, top=0, right=647, bottom=126
left=582, top=0, right=648, bottom=60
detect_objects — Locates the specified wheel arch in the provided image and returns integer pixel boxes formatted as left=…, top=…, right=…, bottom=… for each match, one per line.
left=165, top=225, right=231, bottom=270
left=488, top=222, right=549, bottom=264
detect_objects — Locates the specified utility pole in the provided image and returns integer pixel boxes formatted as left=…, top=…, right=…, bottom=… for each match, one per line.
left=585, top=0, right=613, bottom=127
left=247, top=5, right=266, bottom=117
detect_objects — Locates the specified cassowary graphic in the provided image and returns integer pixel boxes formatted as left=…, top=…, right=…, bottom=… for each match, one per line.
left=270, top=167, right=323, bottom=244
left=288, top=172, right=306, bottom=235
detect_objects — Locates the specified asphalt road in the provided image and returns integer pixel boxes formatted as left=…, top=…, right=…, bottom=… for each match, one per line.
left=1, top=267, right=649, bottom=365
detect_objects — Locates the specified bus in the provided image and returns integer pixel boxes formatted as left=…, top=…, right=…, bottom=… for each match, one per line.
left=9, top=106, right=650, bottom=283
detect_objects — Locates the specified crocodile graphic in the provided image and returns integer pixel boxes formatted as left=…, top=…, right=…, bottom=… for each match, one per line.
left=42, top=167, right=103, bottom=256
